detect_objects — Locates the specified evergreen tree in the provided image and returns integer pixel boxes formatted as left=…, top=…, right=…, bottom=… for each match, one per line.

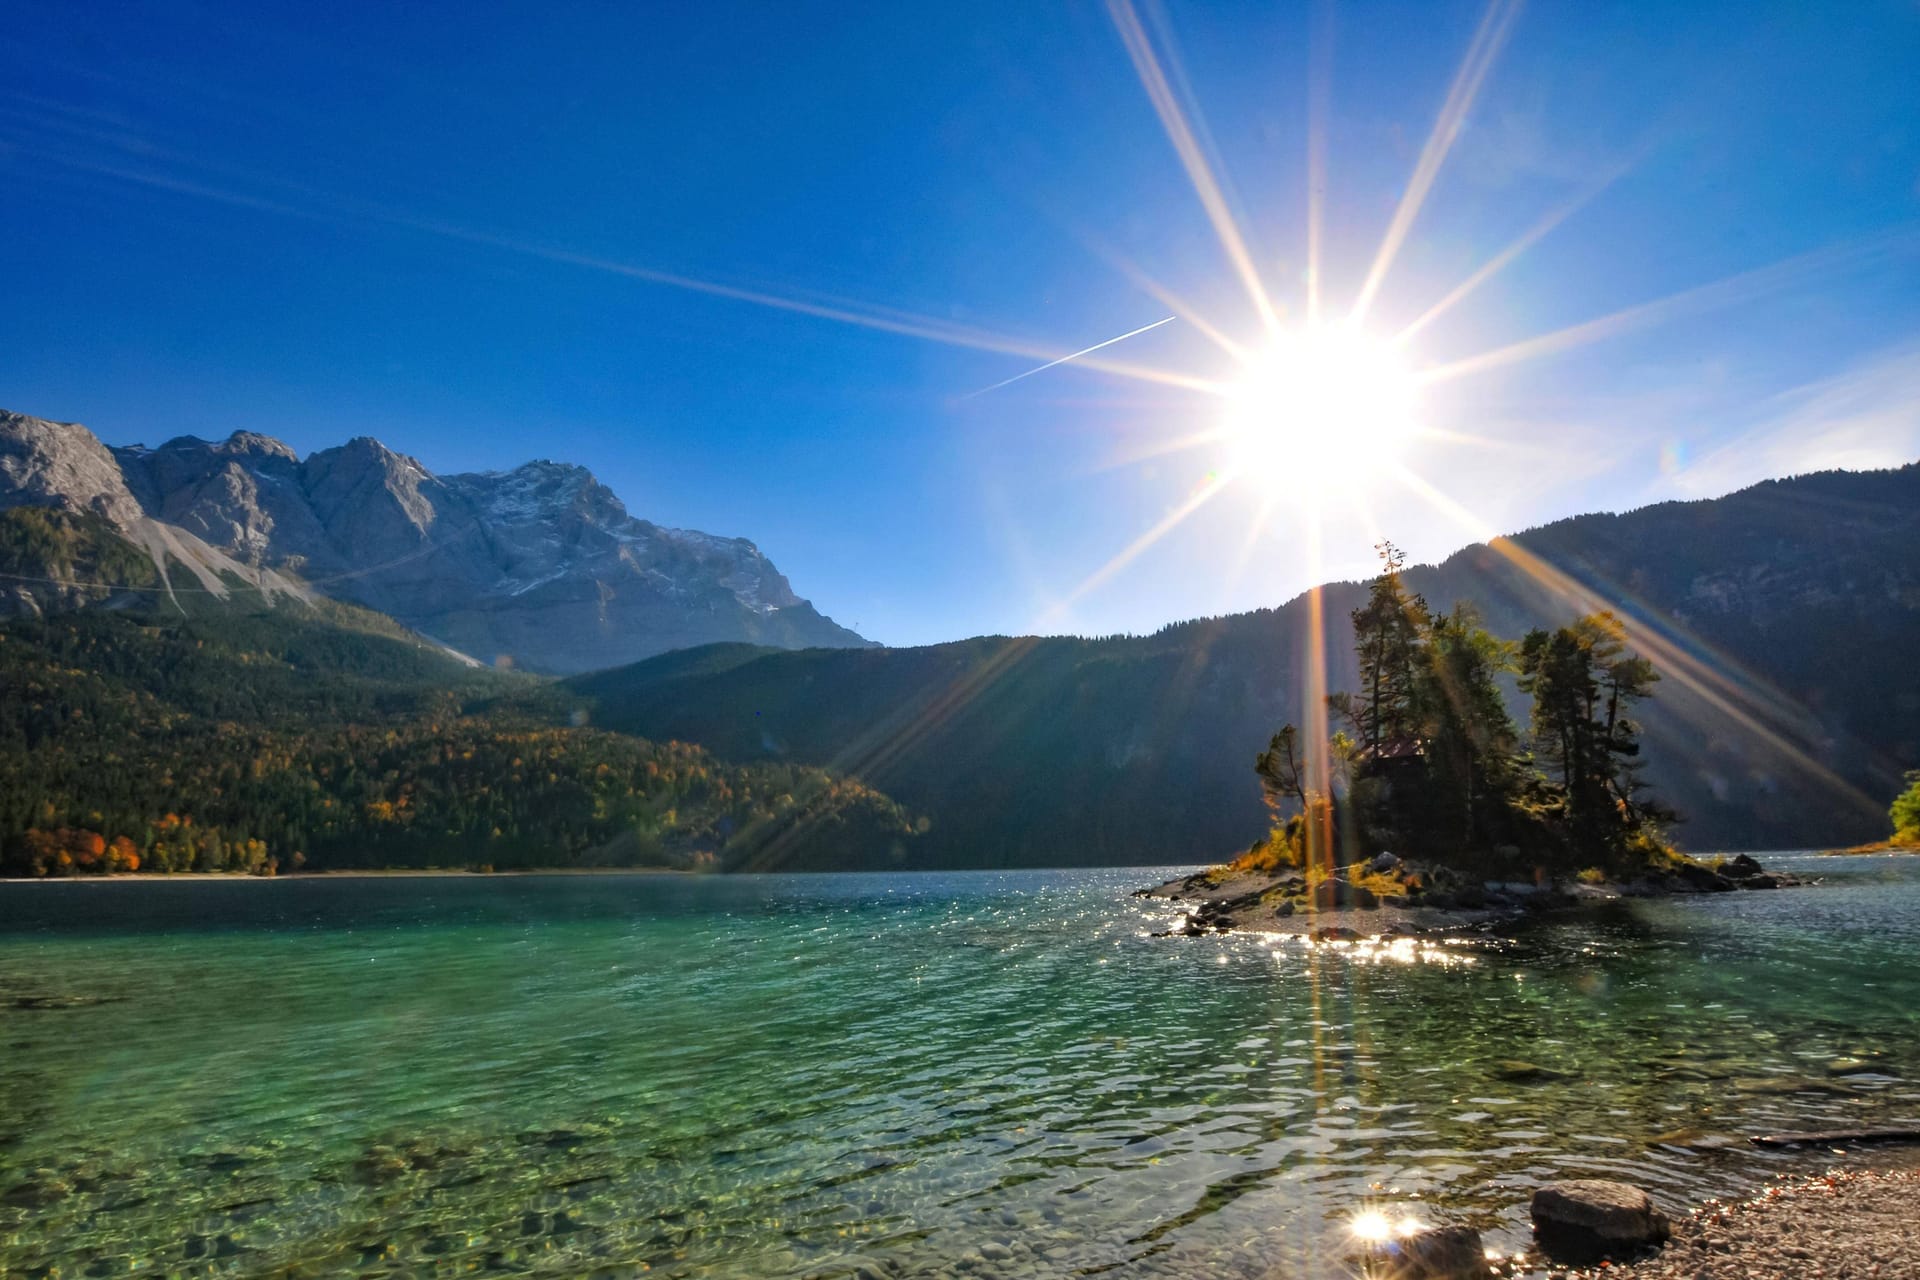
left=1266, top=552, right=1674, bottom=877
left=1337, top=541, right=1430, bottom=753
left=1517, top=612, right=1663, bottom=863
left=1254, top=724, right=1307, bottom=815
left=1417, top=603, right=1521, bottom=852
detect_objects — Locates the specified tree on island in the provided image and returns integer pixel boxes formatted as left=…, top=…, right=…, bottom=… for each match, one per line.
left=1517, top=613, right=1673, bottom=866
left=1252, top=542, right=1677, bottom=881
left=1892, top=772, right=1920, bottom=846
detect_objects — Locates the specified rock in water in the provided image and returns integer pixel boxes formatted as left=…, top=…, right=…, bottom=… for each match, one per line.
left=1495, top=1060, right=1570, bottom=1084
left=1530, top=1180, right=1671, bottom=1264
left=1352, top=1225, right=1489, bottom=1279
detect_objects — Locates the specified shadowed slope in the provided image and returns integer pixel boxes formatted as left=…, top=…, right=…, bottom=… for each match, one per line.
left=565, top=463, right=1920, bottom=864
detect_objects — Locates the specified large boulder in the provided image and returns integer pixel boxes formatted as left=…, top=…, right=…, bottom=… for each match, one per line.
left=1669, top=862, right=1734, bottom=893
left=1352, top=1225, right=1489, bottom=1279
left=1722, top=853, right=1765, bottom=879
left=1530, top=1180, right=1671, bottom=1264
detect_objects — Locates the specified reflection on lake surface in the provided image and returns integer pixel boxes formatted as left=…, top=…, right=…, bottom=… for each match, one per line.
left=3, top=855, right=1919, bottom=1277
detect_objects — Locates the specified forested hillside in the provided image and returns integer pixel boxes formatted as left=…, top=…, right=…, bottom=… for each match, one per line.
left=564, top=464, right=1920, bottom=863
left=0, top=602, right=917, bottom=876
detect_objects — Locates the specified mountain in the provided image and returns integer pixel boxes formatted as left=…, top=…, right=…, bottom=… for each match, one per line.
left=0, top=412, right=313, bottom=616
left=561, top=462, right=1920, bottom=861
left=0, top=409, right=870, bottom=671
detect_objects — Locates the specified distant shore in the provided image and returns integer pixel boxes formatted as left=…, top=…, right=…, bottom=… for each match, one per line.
left=0, top=866, right=696, bottom=884
left=1823, top=840, right=1920, bottom=856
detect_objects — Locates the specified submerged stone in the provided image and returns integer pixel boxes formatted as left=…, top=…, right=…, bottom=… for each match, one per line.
left=1495, top=1060, right=1570, bottom=1084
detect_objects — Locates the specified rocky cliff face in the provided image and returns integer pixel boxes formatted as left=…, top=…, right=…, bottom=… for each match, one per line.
left=1, top=411, right=311, bottom=616
left=1, top=409, right=870, bottom=671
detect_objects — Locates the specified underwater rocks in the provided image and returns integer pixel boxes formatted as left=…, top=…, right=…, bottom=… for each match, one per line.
left=7, top=992, right=126, bottom=1010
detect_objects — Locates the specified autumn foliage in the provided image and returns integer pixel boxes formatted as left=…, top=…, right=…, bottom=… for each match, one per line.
left=1, top=607, right=921, bottom=877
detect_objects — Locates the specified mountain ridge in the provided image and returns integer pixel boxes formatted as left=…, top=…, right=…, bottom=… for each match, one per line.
left=560, top=459, right=1920, bottom=860
left=0, top=408, right=871, bottom=671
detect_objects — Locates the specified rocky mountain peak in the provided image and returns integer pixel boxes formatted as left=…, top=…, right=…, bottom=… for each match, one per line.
left=0, top=410, right=146, bottom=530
left=222, top=430, right=300, bottom=463
left=302, top=436, right=439, bottom=542
left=0, top=406, right=871, bottom=670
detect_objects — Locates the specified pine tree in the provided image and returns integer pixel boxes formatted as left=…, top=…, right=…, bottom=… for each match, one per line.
left=1517, top=612, right=1663, bottom=862
left=1254, top=724, right=1308, bottom=815
left=1338, top=541, right=1431, bottom=754
left=1418, top=603, right=1520, bottom=852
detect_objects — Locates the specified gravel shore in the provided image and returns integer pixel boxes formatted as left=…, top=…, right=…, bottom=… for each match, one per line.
left=1533, top=1168, right=1920, bottom=1280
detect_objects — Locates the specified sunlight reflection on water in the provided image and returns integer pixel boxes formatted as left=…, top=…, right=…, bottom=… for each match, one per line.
left=0, top=855, right=1917, bottom=1278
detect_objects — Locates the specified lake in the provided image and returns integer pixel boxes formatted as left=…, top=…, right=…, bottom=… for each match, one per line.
left=3, top=855, right=1919, bottom=1278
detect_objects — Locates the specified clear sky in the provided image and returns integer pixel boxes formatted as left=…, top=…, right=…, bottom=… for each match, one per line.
left=3, top=1, right=1918, bottom=647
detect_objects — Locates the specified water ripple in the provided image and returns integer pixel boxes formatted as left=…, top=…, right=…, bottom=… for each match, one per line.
left=1, top=856, right=1917, bottom=1277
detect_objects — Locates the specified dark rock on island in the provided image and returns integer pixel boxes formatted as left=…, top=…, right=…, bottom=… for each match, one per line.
left=1140, top=851, right=1810, bottom=939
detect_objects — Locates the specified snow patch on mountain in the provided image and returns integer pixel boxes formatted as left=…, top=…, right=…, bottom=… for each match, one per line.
left=1, top=408, right=871, bottom=671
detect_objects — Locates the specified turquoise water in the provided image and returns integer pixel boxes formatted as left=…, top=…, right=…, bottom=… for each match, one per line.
left=3, top=856, right=1919, bottom=1278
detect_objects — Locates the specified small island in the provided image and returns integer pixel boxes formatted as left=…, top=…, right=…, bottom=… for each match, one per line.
left=1146, top=544, right=1808, bottom=937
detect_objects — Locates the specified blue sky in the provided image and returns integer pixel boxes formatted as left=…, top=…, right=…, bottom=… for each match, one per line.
left=3, top=1, right=1918, bottom=646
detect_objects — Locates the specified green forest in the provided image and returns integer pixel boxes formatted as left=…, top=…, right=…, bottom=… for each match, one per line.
left=0, top=602, right=918, bottom=877
left=1249, top=544, right=1677, bottom=879
left=4, top=458, right=1916, bottom=877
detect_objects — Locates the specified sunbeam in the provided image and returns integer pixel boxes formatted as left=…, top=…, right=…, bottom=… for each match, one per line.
left=1073, top=230, right=1250, bottom=359
left=1107, top=0, right=1279, bottom=335
left=1305, top=0, right=1334, bottom=326
left=1422, top=226, right=1920, bottom=384
left=4, top=112, right=1221, bottom=396
left=1036, top=467, right=1239, bottom=628
left=1089, top=426, right=1230, bottom=476
left=1395, top=154, right=1635, bottom=344
left=1350, top=0, right=1525, bottom=325
left=1389, top=463, right=1887, bottom=820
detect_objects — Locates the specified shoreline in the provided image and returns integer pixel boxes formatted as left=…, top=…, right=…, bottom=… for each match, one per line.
left=1535, top=1159, right=1920, bottom=1279
left=1823, top=839, right=1920, bottom=856
left=0, top=866, right=697, bottom=885
left=1139, top=852, right=1813, bottom=939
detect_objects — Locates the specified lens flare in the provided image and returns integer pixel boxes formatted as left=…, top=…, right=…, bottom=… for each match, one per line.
left=1350, top=1210, right=1393, bottom=1242
left=1221, top=326, right=1420, bottom=495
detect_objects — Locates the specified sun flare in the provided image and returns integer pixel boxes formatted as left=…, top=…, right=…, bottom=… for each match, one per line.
left=1220, top=324, right=1419, bottom=494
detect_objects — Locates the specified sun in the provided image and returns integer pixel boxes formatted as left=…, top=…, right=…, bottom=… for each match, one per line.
left=1220, top=324, right=1420, bottom=495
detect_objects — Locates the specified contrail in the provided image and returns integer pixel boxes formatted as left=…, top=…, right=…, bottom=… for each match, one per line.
left=957, top=316, right=1179, bottom=401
